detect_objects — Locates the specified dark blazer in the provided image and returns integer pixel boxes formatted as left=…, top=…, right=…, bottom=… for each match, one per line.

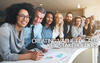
left=63, top=20, right=72, bottom=39
left=83, top=26, right=90, bottom=36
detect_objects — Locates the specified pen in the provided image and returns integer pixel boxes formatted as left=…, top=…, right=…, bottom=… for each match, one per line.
left=34, top=48, right=44, bottom=56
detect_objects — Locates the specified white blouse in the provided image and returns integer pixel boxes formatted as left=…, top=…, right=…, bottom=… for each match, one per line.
left=52, top=25, right=64, bottom=39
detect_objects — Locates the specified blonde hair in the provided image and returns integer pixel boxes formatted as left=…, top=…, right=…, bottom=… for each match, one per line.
left=53, top=13, right=64, bottom=38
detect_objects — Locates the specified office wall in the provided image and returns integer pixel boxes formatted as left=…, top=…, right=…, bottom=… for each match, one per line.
left=84, top=4, right=100, bottom=21
left=84, top=4, right=100, bottom=29
left=61, top=9, right=83, bottom=18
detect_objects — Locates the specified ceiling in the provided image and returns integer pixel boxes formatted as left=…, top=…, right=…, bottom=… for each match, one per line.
left=0, top=0, right=99, bottom=12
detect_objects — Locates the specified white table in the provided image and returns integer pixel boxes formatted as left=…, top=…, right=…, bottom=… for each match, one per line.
left=2, top=31, right=100, bottom=63
left=1, top=48, right=88, bottom=63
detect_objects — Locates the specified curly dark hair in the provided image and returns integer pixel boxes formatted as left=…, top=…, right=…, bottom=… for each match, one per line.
left=5, top=3, right=34, bottom=25
left=42, top=11, right=56, bottom=30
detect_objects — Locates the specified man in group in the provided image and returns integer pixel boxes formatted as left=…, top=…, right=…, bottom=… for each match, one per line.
left=63, top=12, right=73, bottom=39
left=24, top=7, right=47, bottom=52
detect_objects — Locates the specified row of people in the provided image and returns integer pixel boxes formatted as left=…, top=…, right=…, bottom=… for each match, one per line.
left=0, top=2, right=98, bottom=61
left=41, top=12, right=97, bottom=40
left=0, top=3, right=46, bottom=61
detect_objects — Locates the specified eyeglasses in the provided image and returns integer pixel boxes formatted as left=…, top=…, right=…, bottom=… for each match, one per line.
left=18, top=14, right=31, bottom=19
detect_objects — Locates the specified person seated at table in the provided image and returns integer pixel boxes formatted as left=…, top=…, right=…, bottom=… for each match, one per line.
left=24, top=7, right=48, bottom=52
left=88, top=17, right=97, bottom=37
left=83, top=17, right=90, bottom=36
left=63, top=12, right=73, bottom=39
left=0, top=3, right=43, bottom=61
left=71, top=16, right=83, bottom=40
left=41, top=11, right=55, bottom=39
left=52, top=13, right=64, bottom=39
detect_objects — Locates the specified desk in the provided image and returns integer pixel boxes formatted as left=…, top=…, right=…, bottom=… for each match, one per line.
left=2, top=31, right=100, bottom=63
left=1, top=48, right=88, bottom=63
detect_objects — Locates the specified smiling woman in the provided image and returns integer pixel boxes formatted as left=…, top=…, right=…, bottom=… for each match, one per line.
left=17, top=9, right=30, bottom=27
left=16, top=9, right=30, bottom=37
left=71, top=16, right=83, bottom=40
left=0, top=3, right=43, bottom=61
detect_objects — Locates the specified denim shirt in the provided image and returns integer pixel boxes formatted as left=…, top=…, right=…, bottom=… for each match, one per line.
left=72, top=25, right=83, bottom=37
left=42, top=26, right=53, bottom=39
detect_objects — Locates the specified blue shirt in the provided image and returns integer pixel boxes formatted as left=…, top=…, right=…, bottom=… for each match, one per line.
left=72, top=25, right=83, bottom=37
left=42, top=26, right=53, bottom=39
left=24, top=23, right=42, bottom=47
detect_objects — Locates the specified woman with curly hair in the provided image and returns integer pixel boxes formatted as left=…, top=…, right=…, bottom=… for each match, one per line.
left=0, top=3, right=43, bottom=61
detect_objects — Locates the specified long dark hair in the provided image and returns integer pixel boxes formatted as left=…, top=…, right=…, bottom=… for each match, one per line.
left=42, top=11, right=56, bottom=30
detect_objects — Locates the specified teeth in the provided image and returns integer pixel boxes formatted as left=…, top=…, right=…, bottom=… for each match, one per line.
left=22, top=21, right=27, bottom=25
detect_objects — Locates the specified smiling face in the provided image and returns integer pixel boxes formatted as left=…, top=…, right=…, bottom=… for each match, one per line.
left=55, top=13, right=63, bottom=25
left=65, top=13, right=73, bottom=22
left=33, top=10, right=45, bottom=25
left=16, top=9, right=29, bottom=28
left=46, top=13, right=53, bottom=25
left=75, top=18, right=81, bottom=27
left=85, top=18, right=90, bottom=25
